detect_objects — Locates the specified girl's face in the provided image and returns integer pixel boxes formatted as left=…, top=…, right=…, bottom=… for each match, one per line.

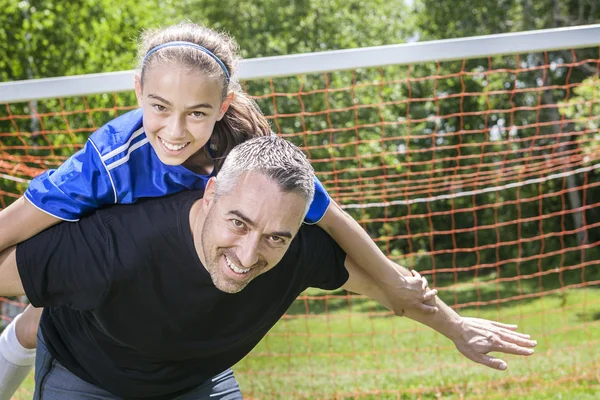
left=135, top=64, right=231, bottom=169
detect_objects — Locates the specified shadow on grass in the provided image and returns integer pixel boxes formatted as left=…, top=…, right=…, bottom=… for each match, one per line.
left=285, top=267, right=600, bottom=316
left=576, top=310, right=600, bottom=322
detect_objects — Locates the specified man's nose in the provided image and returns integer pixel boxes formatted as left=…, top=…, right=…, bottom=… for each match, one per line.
left=237, top=235, right=260, bottom=268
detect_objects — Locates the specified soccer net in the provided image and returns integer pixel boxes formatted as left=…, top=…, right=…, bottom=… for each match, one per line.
left=1, top=25, right=600, bottom=399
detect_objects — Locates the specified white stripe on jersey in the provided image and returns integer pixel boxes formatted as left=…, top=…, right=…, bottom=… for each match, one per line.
left=23, top=192, right=80, bottom=222
left=89, top=139, right=118, bottom=204
left=100, top=127, right=145, bottom=161
left=105, top=138, right=150, bottom=171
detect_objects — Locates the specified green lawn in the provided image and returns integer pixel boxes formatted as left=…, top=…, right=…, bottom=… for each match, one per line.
left=13, top=287, right=600, bottom=399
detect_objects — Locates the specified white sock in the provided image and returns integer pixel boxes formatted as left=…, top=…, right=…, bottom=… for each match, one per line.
left=0, top=314, right=36, bottom=399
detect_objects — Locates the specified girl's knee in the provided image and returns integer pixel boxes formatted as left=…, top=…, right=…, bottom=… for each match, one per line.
left=15, top=307, right=43, bottom=349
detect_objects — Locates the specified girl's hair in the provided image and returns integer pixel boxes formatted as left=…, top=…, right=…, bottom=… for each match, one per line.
left=137, top=22, right=272, bottom=172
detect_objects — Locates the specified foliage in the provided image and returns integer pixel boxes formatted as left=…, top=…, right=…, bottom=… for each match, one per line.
left=1, top=0, right=599, bottom=280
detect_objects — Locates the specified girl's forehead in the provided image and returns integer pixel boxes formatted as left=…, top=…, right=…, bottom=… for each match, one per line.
left=141, top=65, right=223, bottom=103
left=144, top=63, right=211, bottom=83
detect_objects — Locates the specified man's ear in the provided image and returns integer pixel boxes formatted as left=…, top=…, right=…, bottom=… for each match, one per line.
left=217, top=92, right=234, bottom=121
left=134, top=74, right=143, bottom=107
left=203, top=176, right=218, bottom=208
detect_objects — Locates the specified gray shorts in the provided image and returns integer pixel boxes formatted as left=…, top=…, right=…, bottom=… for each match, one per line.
left=34, top=332, right=243, bottom=400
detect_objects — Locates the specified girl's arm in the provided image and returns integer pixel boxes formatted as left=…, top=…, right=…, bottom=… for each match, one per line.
left=0, top=129, right=119, bottom=252
left=0, top=197, right=62, bottom=252
left=0, top=245, right=23, bottom=296
left=317, top=200, right=438, bottom=315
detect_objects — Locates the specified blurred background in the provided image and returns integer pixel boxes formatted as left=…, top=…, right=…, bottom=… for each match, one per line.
left=1, top=1, right=600, bottom=399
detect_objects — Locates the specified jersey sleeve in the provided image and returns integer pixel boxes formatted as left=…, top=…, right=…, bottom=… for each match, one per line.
left=24, top=140, right=115, bottom=221
left=303, top=176, right=331, bottom=224
left=299, top=225, right=349, bottom=290
left=15, top=214, right=113, bottom=310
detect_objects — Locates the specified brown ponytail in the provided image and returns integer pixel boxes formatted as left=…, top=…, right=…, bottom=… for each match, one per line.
left=209, top=91, right=272, bottom=173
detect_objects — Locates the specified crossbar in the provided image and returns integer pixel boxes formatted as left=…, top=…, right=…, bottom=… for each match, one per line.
left=1, top=24, right=599, bottom=103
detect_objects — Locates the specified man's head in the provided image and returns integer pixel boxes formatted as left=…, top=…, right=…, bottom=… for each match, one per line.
left=195, top=136, right=315, bottom=293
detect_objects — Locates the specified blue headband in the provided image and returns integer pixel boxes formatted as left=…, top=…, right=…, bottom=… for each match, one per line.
left=143, top=41, right=230, bottom=82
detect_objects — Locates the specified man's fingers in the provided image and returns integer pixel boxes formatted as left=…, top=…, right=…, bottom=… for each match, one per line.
left=481, top=354, right=508, bottom=371
left=491, top=329, right=537, bottom=355
left=485, top=320, right=518, bottom=330
left=472, top=318, right=534, bottom=340
left=456, top=318, right=536, bottom=371
left=494, top=339, right=536, bottom=356
left=496, top=331, right=537, bottom=349
left=495, top=327, right=532, bottom=340
left=462, top=347, right=508, bottom=371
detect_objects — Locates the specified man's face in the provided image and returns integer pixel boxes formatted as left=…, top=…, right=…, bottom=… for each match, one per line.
left=198, top=172, right=307, bottom=293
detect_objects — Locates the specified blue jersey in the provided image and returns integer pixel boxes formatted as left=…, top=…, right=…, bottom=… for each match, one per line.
left=25, top=109, right=330, bottom=224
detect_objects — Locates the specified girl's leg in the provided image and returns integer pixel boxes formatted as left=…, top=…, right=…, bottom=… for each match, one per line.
left=0, top=305, right=42, bottom=398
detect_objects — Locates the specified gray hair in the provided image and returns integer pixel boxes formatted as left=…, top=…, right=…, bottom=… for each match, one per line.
left=216, top=136, right=315, bottom=216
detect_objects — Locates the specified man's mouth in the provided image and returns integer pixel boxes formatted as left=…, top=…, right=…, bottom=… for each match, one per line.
left=225, top=255, right=251, bottom=274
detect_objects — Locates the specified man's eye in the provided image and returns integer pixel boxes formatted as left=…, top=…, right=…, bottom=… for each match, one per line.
left=232, top=219, right=245, bottom=228
left=153, top=104, right=166, bottom=112
left=270, top=236, right=283, bottom=244
left=191, top=111, right=206, bottom=117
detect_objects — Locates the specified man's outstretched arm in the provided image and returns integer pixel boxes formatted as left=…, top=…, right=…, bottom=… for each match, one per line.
left=341, top=256, right=537, bottom=371
left=0, top=246, right=25, bottom=296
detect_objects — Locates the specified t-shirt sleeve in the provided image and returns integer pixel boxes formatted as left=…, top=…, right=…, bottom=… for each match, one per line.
left=24, top=139, right=115, bottom=221
left=303, top=175, right=331, bottom=225
left=299, top=224, right=349, bottom=290
left=16, top=215, right=113, bottom=310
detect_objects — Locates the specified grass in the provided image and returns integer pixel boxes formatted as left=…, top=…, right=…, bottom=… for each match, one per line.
left=13, top=285, right=600, bottom=399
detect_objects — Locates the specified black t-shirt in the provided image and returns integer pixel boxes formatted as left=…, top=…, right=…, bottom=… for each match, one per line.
left=16, top=190, right=348, bottom=400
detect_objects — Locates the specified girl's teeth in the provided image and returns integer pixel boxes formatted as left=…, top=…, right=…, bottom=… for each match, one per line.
left=160, top=138, right=188, bottom=151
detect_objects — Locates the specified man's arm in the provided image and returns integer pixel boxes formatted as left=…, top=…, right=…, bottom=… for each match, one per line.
left=341, top=256, right=537, bottom=371
left=0, top=246, right=25, bottom=296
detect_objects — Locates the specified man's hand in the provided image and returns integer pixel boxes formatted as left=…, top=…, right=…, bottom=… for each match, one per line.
left=382, top=269, right=438, bottom=316
left=343, top=257, right=537, bottom=371
left=451, top=317, right=537, bottom=371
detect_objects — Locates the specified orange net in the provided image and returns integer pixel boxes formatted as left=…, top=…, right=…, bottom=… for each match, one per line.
left=2, top=48, right=600, bottom=398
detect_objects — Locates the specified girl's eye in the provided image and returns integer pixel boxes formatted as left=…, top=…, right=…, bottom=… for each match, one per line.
left=191, top=111, right=206, bottom=118
left=153, top=104, right=166, bottom=112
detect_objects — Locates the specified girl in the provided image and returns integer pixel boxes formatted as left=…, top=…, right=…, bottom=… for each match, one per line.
left=0, top=22, right=437, bottom=398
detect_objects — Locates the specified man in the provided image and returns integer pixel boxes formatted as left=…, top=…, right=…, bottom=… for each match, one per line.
left=0, top=136, right=536, bottom=399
